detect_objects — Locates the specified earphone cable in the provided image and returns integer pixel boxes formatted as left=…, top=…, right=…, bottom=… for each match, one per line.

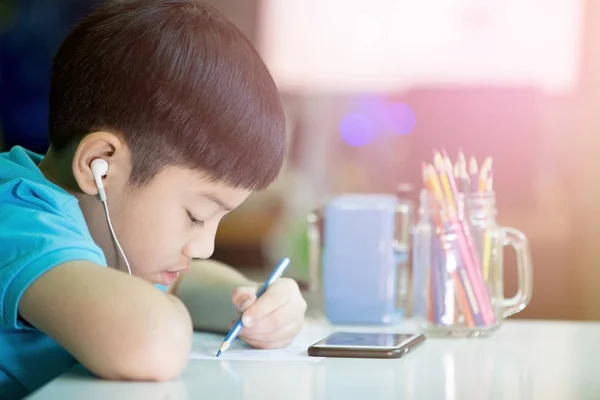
left=101, top=198, right=132, bottom=275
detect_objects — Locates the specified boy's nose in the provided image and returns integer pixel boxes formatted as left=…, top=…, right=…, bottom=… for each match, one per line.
left=184, top=234, right=215, bottom=260
left=195, top=243, right=215, bottom=260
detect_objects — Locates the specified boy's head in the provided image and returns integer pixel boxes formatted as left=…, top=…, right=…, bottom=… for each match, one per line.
left=44, top=0, right=286, bottom=284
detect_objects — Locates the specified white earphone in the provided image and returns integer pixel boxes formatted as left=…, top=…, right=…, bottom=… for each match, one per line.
left=90, top=159, right=108, bottom=201
left=90, top=158, right=132, bottom=276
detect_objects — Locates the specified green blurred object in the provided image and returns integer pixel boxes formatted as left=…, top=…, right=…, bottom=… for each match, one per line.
left=0, top=1, right=18, bottom=33
left=293, top=219, right=310, bottom=278
left=264, top=213, right=313, bottom=286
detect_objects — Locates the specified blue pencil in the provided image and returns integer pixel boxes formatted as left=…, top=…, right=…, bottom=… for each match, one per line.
left=216, top=257, right=291, bottom=356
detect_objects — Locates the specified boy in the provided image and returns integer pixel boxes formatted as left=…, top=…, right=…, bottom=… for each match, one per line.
left=0, top=1, right=306, bottom=398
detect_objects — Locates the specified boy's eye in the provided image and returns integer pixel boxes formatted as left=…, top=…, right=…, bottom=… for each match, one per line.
left=187, top=211, right=205, bottom=228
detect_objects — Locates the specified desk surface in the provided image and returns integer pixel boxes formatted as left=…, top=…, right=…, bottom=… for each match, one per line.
left=29, top=320, right=600, bottom=400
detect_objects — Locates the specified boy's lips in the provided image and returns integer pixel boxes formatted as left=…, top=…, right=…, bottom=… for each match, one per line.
left=160, top=271, right=180, bottom=286
left=160, top=266, right=190, bottom=286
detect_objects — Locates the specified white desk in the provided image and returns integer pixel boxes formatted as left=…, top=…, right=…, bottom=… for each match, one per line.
left=28, top=320, right=600, bottom=400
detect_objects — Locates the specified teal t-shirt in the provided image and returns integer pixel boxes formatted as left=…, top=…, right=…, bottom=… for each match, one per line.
left=0, top=147, right=115, bottom=398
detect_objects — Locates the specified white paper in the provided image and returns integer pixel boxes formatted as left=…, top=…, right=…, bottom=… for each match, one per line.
left=189, top=325, right=332, bottom=363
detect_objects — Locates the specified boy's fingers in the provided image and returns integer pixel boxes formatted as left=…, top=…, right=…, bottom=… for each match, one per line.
left=232, top=286, right=257, bottom=313
left=241, top=297, right=306, bottom=335
left=240, top=321, right=302, bottom=349
left=232, top=286, right=257, bottom=302
left=243, top=278, right=301, bottom=325
left=237, top=295, right=256, bottom=313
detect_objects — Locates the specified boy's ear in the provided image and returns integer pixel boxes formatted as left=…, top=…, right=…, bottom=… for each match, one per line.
left=72, top=132, right=131, bottom=196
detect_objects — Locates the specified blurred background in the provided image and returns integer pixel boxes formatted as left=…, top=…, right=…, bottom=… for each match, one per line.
left=2, top=0, right=599, bottom=321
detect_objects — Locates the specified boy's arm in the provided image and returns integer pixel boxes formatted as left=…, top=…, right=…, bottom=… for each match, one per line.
left=19, top=261, right=193, bottom=381
left=171, top=259, right=256, bottom=333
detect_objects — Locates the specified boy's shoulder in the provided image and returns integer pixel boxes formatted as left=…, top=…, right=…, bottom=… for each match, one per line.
left=0, top=146, right=91, bottom=235
left=0, top=146, right=73, bottom=206
left=0, top=146, right=107, bottom=329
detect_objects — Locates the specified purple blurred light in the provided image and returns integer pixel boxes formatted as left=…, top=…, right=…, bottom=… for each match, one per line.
left=339, top=113, right=374, bottom=147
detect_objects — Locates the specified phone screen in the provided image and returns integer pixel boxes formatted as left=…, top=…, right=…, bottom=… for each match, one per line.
left=318, top=332, right=419, bottom=348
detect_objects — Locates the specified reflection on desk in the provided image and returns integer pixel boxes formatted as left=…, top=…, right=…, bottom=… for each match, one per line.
left=28, top=320, right=600, bottom=400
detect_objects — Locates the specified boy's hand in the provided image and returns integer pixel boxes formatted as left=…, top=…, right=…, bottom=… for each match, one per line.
left=231, top=278, right=307, bottom=349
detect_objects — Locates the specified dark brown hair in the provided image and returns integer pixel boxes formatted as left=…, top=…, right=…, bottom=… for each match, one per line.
left=49, top=0, right=285, bottom=190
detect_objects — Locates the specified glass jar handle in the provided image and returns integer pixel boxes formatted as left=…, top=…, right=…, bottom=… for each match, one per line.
left=501, top=227, right=533, bottom=318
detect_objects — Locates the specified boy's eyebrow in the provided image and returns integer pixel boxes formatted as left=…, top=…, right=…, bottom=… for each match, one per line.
left=198, top=192, right=234, bottom=211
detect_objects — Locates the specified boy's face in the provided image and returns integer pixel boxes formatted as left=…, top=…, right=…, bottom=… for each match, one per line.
left=57, top=133, right=254, bottom=286
left=110, top=166, right=251, bottom=285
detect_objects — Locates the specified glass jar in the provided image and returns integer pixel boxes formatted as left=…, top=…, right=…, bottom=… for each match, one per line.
left=412, top=190, right=533, bottom=337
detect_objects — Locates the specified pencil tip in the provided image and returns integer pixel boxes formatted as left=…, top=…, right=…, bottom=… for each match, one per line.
left=216, top=350, right=222, bottom=357
left=469, top=156, right=478, bottom=171
left=483, top=156, right=493, bottom=168
left=433, top=151, right=443, bottom=167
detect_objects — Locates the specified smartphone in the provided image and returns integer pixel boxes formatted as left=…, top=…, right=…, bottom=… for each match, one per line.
left=307, top=331, right=425, bottom=359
